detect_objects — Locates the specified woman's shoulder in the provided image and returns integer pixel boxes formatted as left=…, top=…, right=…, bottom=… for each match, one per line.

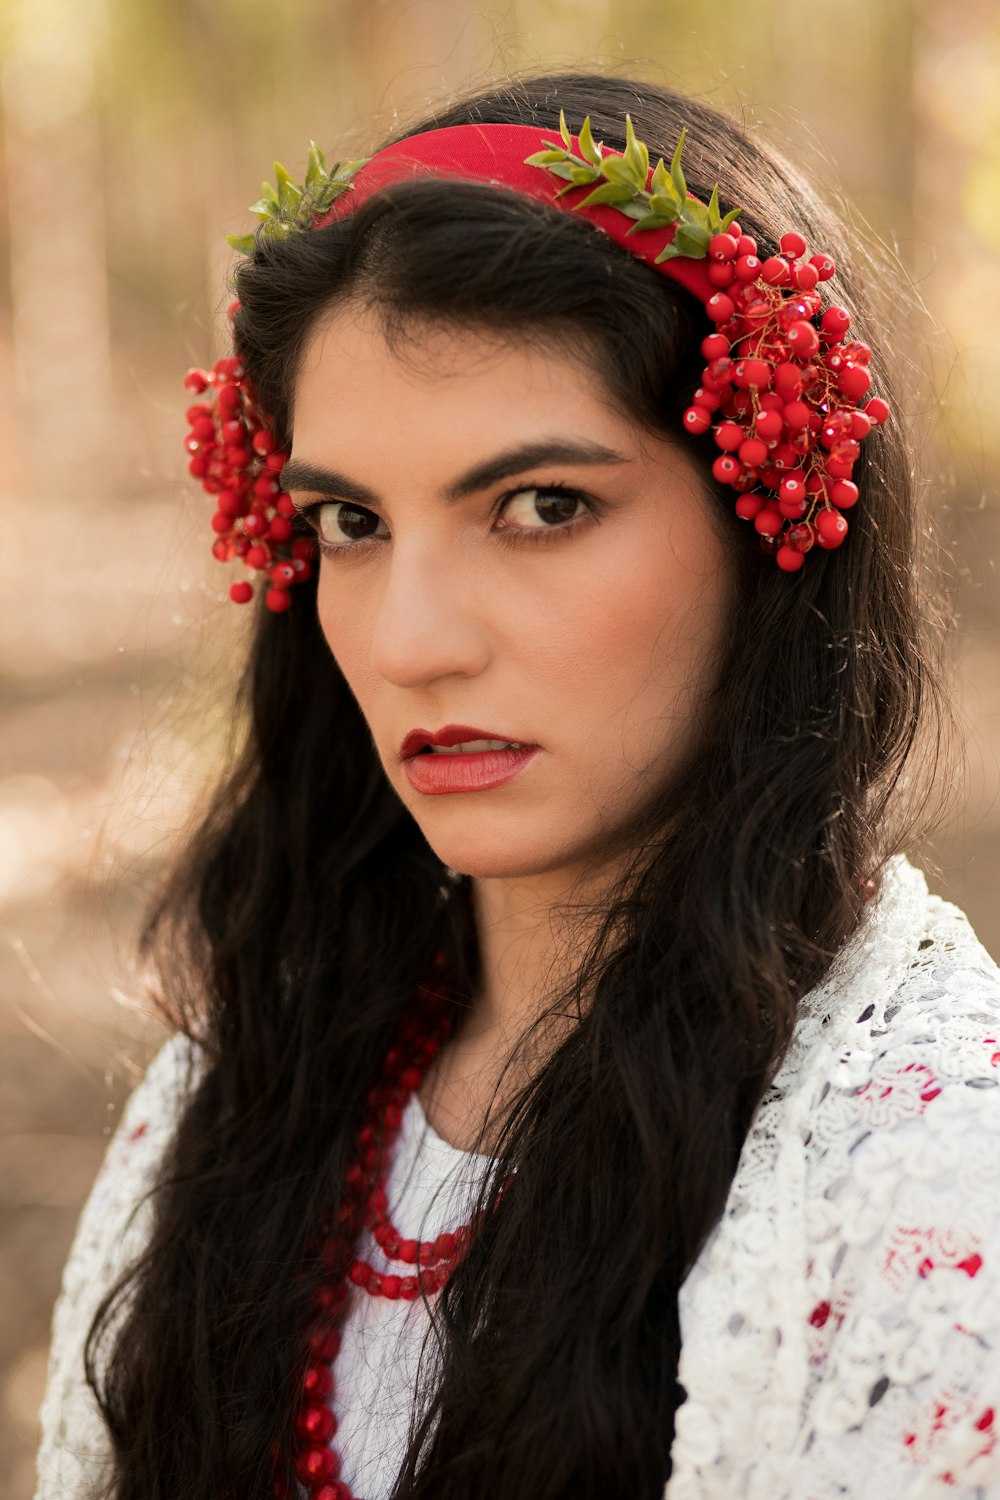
left=33, top=1029, right=208, bottom=1500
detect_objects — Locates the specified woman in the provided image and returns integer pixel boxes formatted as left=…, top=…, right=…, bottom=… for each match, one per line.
left=34, top=69, right=1000, bottom=1500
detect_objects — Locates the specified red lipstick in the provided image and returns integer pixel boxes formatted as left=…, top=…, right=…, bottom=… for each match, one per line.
left=399, top=725, right=540, bottom=796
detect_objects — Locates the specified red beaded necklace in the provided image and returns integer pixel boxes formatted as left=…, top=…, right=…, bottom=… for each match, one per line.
left=282, top=970, right=499, bottom=1500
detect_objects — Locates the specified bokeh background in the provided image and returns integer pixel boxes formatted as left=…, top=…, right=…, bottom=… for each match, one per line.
left=3, top=0, right=1000, bottom=1493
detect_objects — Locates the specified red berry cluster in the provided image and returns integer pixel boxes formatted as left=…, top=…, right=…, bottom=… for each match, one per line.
left=682, top=228, right=890, bottom=572
left=183, top=305, right=316, bottom=611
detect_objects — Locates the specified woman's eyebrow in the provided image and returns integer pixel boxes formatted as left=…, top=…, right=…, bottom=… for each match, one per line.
left=280, top=438, right=631, bottom=509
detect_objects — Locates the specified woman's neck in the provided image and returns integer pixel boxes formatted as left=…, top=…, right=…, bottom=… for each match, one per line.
left=417, top=867, right=609, bottom=1153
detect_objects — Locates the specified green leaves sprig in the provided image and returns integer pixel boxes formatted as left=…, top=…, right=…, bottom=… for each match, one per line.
left=523, top=111, right=741, bottom=262
left=226, top=142, right=371, bottom=256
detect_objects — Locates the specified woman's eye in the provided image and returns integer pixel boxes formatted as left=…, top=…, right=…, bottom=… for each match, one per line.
left=314, top=502, right=389, bottom=550
left=497, top=487, right=589, bottom=533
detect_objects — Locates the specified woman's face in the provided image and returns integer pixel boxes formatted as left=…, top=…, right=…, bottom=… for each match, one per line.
left=285, top=301, right=736, bottom=884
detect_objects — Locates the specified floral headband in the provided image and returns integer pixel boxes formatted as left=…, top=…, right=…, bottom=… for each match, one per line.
left=183, top=114, right=889, bottom=612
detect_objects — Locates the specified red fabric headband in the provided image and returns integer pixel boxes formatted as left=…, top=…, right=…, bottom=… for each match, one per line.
left=184, top=116, right=891, bottom=608
left=313, top=122, right=715, bottom=305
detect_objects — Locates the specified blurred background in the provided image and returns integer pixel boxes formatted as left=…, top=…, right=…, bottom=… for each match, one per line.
left=2, top=0, right=1000, bottom=1493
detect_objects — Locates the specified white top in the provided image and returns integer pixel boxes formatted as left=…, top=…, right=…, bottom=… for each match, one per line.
left=33, top=854, right=1000, bottom=1499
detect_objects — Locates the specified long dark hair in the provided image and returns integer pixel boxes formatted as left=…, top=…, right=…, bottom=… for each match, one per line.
left=85, top=69, right=954, bottom=1499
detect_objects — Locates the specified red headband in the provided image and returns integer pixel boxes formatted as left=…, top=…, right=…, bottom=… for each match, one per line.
left=314, top=122, right=716, bottom=305
left=183, top=117, right=890, bottom=610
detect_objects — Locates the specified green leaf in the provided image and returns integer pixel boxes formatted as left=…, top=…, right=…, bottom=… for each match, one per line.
left=273, top=162, right=304, bottom=215
left=652, top=242, right=685, bottom=263
left=575, top=179, right=640, bottom=209
left=305, top=141, right=327, bottom=192
left=683, top=198, right=712, bottom=232
left=559, top=109, right=572, bottom=150
left=720, top=205, right=742, bottom=232
left=650, top=157, right=672, bottom=196
left=226, top=232, right=257, bottom=256
left=537, top=160, right=578, bottom=184
left=706, top=183, right=722, bottom=232
left=578, top=115, right=602, bottom=168
left=671, top=221, right=710, bottom=257
left=625, top=211, right=682, bottom=234
left=523, top=148, right=571, bottom=166
left=669, top=127, right=688, bottom=202
left=567, top=163, right=603, bottom=186
left=648, top=191, right=682, bottom=220
left=600, top=156, right=639, bottom=186
left=622, top=115, right=650, bottom=186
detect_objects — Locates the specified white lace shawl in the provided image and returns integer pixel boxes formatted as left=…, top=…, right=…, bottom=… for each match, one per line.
left=33, top=854, right=1000, bottom=1499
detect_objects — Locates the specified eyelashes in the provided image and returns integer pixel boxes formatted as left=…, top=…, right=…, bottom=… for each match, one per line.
left=291, top=482, right=597, bottom=559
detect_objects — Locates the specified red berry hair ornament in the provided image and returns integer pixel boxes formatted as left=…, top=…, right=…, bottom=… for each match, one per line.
left=183, top=115, right=890, bottom=607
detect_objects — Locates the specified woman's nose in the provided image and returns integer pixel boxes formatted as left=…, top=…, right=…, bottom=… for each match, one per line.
left=368, top=539, right=491, bottom=687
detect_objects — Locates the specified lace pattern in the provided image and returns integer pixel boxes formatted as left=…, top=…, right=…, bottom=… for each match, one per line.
left=33, top=855, right=1000, bottom=1499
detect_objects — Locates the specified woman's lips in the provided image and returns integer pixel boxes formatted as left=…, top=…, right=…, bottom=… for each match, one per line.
left=402, top=745, right=540, bottom=795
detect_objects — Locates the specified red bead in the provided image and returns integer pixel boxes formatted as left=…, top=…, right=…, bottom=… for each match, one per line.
left=303, top=1364, right=334, bottom=1401
left=782, top=400, right=811, bottom=432
left=246, top=544, right=272, bottom=570
left=838, top=366, right=872, bottom=401
left=252, top=429, right=277, bottom=456
left=380, top=1274, right=402, bottom=1299
left=760, top=256, right=790, bottom=286
left=785, top=522, right=815, bottom=552
left=738, top=438, right=768, bottom=468
left=794, top=263, right=819, bottom=291
left=295, top=1404, right=338, bottom=1443
left=815, top=508, right=849, bottom=544
left=714, top=421, right=744, bottom=452
left=294, top=1446, right=339, bottom=1486
left=824, top=456, right=855, bottom=480
left=701, top=333, right=730, bottom=361
left=211, top=511, right=232, bottom=535
left=849, top=411, right=872, bottom=441
left=821, top=306, right=851, bottom=340
left=773, top=363, right=804, bottom=399
left=269, top=516, right=294, bottom=543
left=842, top=340, right=871, bottom=366
left=779, top=476, right=805, bottom=505
left=707, top=262, right=735, bottom=287
left=398, top=1239, right=419, bottom=1264
left=809, top=253, right=836, bottom=281
left=183, top=368, right=210, bottom=393
left=709, top=233, right=739, bottom=262
left=188, top=454, right=210, bottom=478
left=683, top=406, right=712, bottom=435
left=702, top=356, right=733, bottom=391
left=864, top=396, right=890, bottom=425
left=734, top=254, right=762, bottom=283
left=732, top=358, right=771, bottom=390
left=734, top=494, right=763, bottom=521
left=779, top=231, right=807, bottom=259
left=229, top=581, right=253, bottom=604
left=254, top=474, right=281, bottom=500
left=712, top=454, right=740, bottom=486
left=754, top=508, right=783, bottom=537
left=830, top=480, right=859, bottom=508
left=775, top=544, right=806, bottom=572
left=706, top=293, right=735, bottom=323
left=754, top=409, right=783, bottom=441
left=786, top=321, right=820, bottom=357
left=735, top=234, right=758, bottom=257
left=691, top=385, right=721, bottom=412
